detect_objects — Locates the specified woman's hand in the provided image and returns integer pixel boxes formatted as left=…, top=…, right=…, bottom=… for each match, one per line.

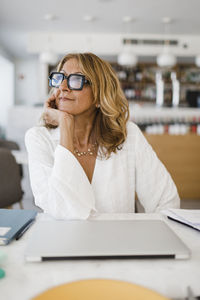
left=43, top=94, right=61, bottom=126
left=44, top=93, right=75, bottom=152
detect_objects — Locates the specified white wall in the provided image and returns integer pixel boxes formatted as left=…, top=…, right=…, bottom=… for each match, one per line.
left=0, top=55, right=14, bottom=137
left=6, top=106, right=43, bottom=150
left=28, top=32, right=200, bottom=56
left=15, top=58, right=40, bottom=105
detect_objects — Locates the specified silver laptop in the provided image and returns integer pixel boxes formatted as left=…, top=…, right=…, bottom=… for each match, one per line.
left=25, top=219, right=190, bottom=262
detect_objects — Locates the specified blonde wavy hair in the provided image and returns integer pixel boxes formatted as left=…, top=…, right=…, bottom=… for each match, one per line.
left=43, top=52, right=130, bottom=158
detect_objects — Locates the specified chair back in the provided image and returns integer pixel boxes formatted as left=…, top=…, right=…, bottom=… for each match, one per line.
left=0, top=139, right=20, bottom=150
left=0, top=148, right=23, bottom=208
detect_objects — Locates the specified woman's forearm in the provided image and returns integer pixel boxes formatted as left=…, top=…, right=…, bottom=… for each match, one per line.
left=59, top=115, right=74, bottom=153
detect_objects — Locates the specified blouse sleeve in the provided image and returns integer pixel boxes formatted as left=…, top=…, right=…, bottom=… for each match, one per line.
left=133, top=125, right=180, bottom=212
left=25, top=127, right=96, bottom=220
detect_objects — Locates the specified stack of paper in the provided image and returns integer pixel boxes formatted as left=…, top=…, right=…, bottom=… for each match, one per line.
left=162, top=209, right=200, bottom=231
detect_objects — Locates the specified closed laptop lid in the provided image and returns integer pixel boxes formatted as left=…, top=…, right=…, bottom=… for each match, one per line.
left=25, top=219, right=190, bottom=262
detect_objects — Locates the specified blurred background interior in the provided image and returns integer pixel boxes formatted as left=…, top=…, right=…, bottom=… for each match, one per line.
left=0, top=0, right=200, bottom=211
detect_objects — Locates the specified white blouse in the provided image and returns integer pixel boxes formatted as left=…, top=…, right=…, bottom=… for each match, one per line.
left=25, top=121, right=180, bottom=220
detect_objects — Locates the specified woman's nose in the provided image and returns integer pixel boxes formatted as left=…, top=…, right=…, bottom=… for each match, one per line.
left=59, top=79, right=70, bottom=91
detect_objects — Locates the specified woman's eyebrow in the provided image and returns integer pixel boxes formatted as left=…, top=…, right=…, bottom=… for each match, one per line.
left=60, top=70, right=83, bottom=75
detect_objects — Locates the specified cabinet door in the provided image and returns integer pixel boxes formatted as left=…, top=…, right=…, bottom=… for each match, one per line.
left=144, top=134, right=200, bottom=199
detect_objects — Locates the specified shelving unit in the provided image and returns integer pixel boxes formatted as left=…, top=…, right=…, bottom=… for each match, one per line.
left=111, top=62, right=156, bottom=103
left=111, top=62, right=200, bottom=107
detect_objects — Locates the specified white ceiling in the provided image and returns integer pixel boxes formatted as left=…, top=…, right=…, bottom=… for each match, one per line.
left=1, top=0, right=200, bottom=59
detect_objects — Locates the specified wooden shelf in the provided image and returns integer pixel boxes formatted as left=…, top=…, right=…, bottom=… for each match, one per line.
left=111, top=62, right=200, bottom=104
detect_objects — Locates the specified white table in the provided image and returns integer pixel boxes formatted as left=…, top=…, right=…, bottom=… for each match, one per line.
left=0, top=213, right=200, bottom=300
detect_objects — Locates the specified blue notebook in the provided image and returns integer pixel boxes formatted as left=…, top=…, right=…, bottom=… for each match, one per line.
left=0, top=209, right=37, bottom=245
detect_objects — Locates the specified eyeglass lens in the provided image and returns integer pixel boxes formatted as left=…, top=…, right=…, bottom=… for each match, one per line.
left=50, top=73, right=84, bottom=90
left=69, top=75, right=83, bottom=89
left=51, top=73, right=63, bottom=87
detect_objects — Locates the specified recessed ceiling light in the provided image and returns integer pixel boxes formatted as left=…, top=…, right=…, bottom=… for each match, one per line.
left=122, top=16, right=135, bottom=23
left=83, top=15, right=96, bottom=22
left=162, top=17, right=172, bottom=24
left=43, top=14, right=58, bottom=21
left=99, top=0, right=113, bottom=2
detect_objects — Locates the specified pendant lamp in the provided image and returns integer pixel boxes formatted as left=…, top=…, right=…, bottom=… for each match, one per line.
left=117, top=43, right=138, bottom=67
left=157, top=49, right=177, bottom=68
left=157, top=17, right=176, bottom=68
left=39, top=31, right=59, bottom=65
left=118, top=17, right=138, bottom=67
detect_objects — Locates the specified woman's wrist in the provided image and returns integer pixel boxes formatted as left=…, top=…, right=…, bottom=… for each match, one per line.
left=59, top=114, right=74, bottom=153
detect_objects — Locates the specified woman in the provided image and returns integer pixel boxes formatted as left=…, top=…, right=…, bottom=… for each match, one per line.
left=25, top=52, right=180, bottom=219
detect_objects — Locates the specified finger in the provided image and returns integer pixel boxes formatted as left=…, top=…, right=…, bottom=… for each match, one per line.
left=45, top=95, right=56, bottom=108
left=44, top=96, right=55, bottom=107
left=43, top=111, right=58, bottom=126
left=54, top=89, right=61, bottom=97
left=43, top=111, right=49, bottom=120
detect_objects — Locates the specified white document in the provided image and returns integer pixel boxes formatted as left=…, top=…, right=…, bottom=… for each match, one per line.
left=162, top=209, right=200, bottom=231
left=0, top=227, right=11, bottom=236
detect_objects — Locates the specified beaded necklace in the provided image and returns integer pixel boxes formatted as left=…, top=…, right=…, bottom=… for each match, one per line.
left=73, top=142, right=97, bottom=157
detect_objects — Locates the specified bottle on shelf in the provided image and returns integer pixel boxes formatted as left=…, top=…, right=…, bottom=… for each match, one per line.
left=163, top=117, right=170, bottom=134
left=190, top=116, right=197, bottom=134
left=179, top=117, right=189, bottom=135
left=171, top=72, right=180, bottom=107
left=116, top=65, right=127, bottom=81
left=156, top=72, right=164, bottom=107
left=135, top=67, right=143, bottom=82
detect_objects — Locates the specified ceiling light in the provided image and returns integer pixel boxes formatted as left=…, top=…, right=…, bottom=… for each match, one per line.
left=83, top=15, right=96, bottom=22
left=118, top=17, right=137, bottom=67
left=99, top=0, right=113, bottom=2
left=157, top=51, right=176, bottom=67
left=39, top=33, right=59, bottom=65
left=157, top=17, right=176, bottom=67
left=161, top=17, right=172, bottom=24
left=117, top=44, right=138, bottom=67
left=43, top=13, right=58, bottom=21
left=122, top=16, right=134, bottom=23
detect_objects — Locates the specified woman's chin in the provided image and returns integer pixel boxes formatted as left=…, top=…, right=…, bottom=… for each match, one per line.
left=59, top=108, right=72, bottom=113
left=58, top=103, right=71, bottom=111
left=58, top=106, right=75, bottom=114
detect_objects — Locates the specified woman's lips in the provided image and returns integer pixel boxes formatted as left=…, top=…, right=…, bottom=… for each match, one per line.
left=59, top=97, right=74, bottom=101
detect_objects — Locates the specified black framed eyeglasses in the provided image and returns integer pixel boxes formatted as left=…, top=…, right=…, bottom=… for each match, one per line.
left=49, top=72, right=90, bottom=90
